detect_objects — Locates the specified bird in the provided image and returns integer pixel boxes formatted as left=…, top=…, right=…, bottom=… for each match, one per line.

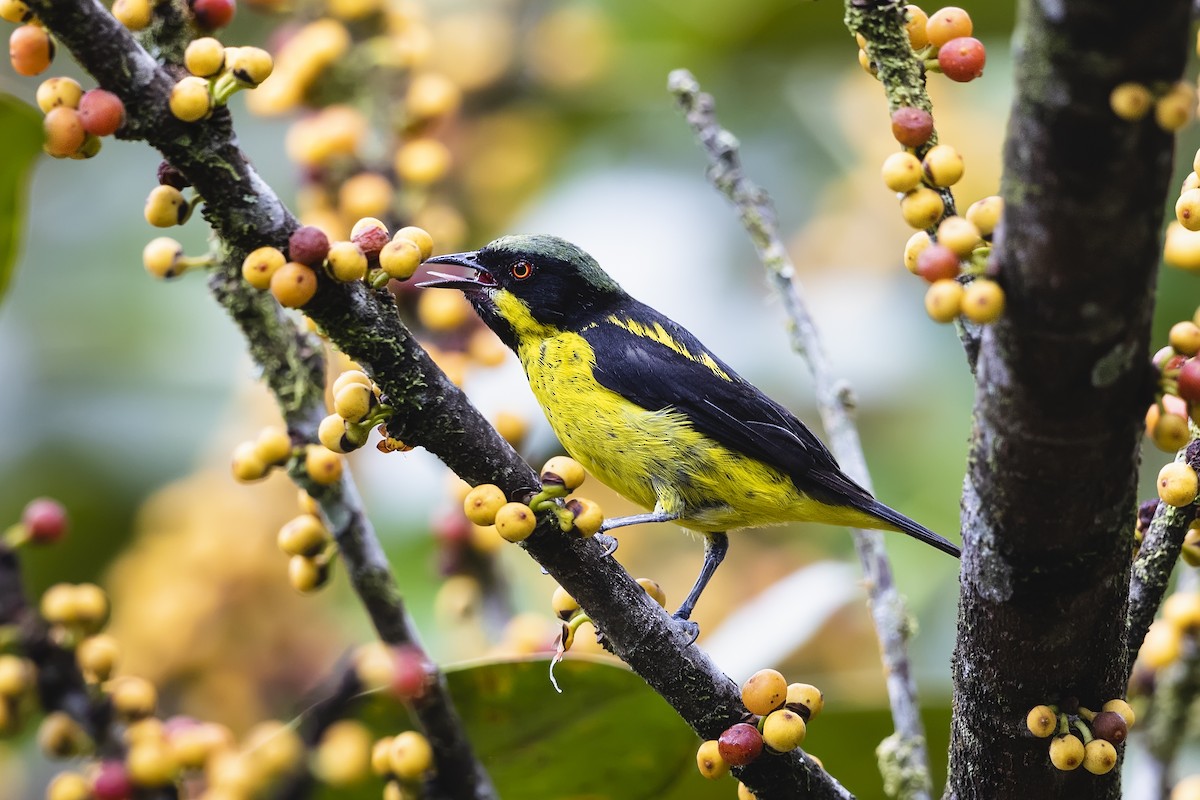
left=420, top=234, right=959, bottom=630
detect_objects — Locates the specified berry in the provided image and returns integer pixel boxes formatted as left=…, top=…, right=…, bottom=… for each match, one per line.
left=464, top=483, right=507, bottom=525
left=40, top=583, right=78, bottom=624
left=717, top=723, right=763, bottom=767
left=92, top=761, right=133, bottom=800
left=231, top=440, right=268, bottom=482
left=916, top=244, right=960, bottom=283
left=111, top=675, right=157, bottom=719
left=890, top=106, right=934, bottom=148
left=541, top=455, right=586, bottom=490
left=1140, top=620, right=1183, bottom=668
left=388, top=731, right=433, bottom=781
left=1171, top=321, right=1200, bottom=356
left=169, top=76, right=212, bottom=122
left=881, top=151, right=924, bottom=193
left=395, top=226, right=435, bottom=261
left=1110, top=82, right=1152, bottom=121
left=288, top=555, right=327, bottom=592
left=305, top=445, right=344, bottom=485
left=144, top=185, right=188, bottom=227
left=227, top=46, right=271, bottom=86
left=77, top=89, right=124, bottom=137
left=966, top=195, right=1003, bottom=238
left=326, top=241, right=368, bottom=282
left=1156, top=84, right=1194, bottom=132
left=1158, top=462, right=1198, bottom=507
left=73, top=583, right=108, bottom=628
left=937, top=37, right=986, bottom=82
left=126, top=739, right=177, bottom=786
left=289, top=225, right=331, bottom=266
left=960, top=279, right=1005, bottom=324
left=551, top=585, right=579, bottom=620
left=47, top=773, right=91, bottom=800
left=937, top=215, right=981, bottom=257
left=277, top=514, right=328, bottom=557
left=926, top=6, right=972, bottom=47
left=0, top=0, right=33, bottom=24
left=566, top=497, right=603, bottom=536
left=1182, top=525, right=1200, bottom=566
left=371, top=738, right=394, bottom=776
left=1083, top=738, right=1117, bottom=775
left=1048, top=733, right=1085, bottom=771
left=1178, top=190, right=1200, bottom=232
left=36, top=77, right=82, bottom=113
left=857, top=48, right=877, bottom=77
left=394, top=138, right=452, bottom=185
left=924, top=279, right=963, bottom=323
left=379, top=238, right=422, bottom=280
left=1090, top=710, right=1128, bottom=745
left=9, top=23, right=53, bottom=76
left=636, top=577, right=667, bottom=607
left=389, top=645, right=428, bottom=700
left=22, top=496, right=67, bottom=544
left=1025, top=705, right=1057, bottom=738
left=1102, top=698, right=1135, bottom=728
left=313, top=720, right=373, bottom=787
left=318, top=414, right=350, bottom=454
left=1165, top=222, right=1200, bottom=270
left=738, top=783, right=757, bottom=800
left=77, top=634, right=120, bottom=682
left=270, top=262, right=319, bottom=308
left=494, top=502, right=536, bottom=542
left=184, top=37, right=225, bottom=77
left=741, top=668, right=788, bottom=715
left=405, top=73, right=461, bottom=122
left=340, top=175, right=393, bottom=221
left=904, top=4, right=928, bottom=49
left=785, top=682, right=823, bottom=719
left=43, top=107, right=85, bottom=158
left=695, top=740, right=729, bottom=779
left=255, top=426, right=292, bottom=464
left=762, top=709, right=806, bottom=752
left=903, top=231, right=931, bottom=274
left=241, top=246, right=285, bottom=290
left=1163, top=591, right=1200, bottom=629
left=0, top=655, right=31, bottom=697
left=418, top=288, right=473, bottom=331
left=113, top=0, right=152, bottom=28
left=351, top=220, right=390, bottom=261
left=922, top=144, right=964, bottom=187
left=1181, top=360, right=1200, bottom=406
left=1151, top=411, right=1190, bottom=452
left=142, top=237, right=186, bottom=279
left=900, top=186, right=945, bottom=229
left=334, top=382, right=375, bottom=422
left=190, top=0, right=235, bottom=29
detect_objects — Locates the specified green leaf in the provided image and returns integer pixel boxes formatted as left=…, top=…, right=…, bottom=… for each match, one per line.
left=0, top=93, right=42, bottom=306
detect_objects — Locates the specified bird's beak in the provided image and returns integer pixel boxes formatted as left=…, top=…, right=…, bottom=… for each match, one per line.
left=417, top=251, right=496, bottom=293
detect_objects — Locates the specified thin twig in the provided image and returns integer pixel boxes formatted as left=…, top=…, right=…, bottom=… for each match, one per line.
left=670, top=68, right=933, bottom=800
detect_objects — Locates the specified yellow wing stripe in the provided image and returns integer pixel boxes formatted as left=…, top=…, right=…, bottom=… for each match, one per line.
left=605, top=315, right=731, bottom=381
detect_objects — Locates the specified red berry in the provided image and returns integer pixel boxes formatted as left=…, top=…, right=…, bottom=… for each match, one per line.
left=1180, top=359, right=1200, bottom=404
left=937, top=37, right=986, bottom=82
left=890, top=107, right=934, bottom=148
left=1090, top=711, right=1128, bottom=745
left=717, top=723, right=764, bottom=767
left=353, top=226, right=390, bottom=263
left=916, top=244, right=961, bottom=283
left=389, top=645, right=428, bottom=700
left=92, top=761, right=133, bottom=800
left=77, top=89, right=125, bottom=137
left=433, top=511, right=471, bottom=546
left=288, top=225, right=330, bottom=266
left=22, top=497, right=67, bottom=544
left=190, top=0, right=234, bottom=29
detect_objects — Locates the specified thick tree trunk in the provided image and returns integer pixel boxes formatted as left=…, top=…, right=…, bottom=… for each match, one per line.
left=949, top=1, right=1190, bottom=797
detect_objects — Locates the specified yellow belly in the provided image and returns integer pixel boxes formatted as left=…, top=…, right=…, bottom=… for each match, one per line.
left=517, top=332, right=885, bottom=534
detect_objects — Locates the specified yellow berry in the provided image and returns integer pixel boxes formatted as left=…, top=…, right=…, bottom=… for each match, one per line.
left=405, top=73, right=461, bottom=121
left=40, top=583, right=77, bottom=624
left=111, top=675, right=157, bottom=719
left=1026, top=705, right=1057, bottom=738
left=900, top=186, right=945, bottom=229
left=169, top=76, right=213, bottom=122
left=695, top=739, right=729, bottom=780
left=1156, top=83, right=1195, bottom=132
left=231, top=440, right=269, bottom=482
left=0, top=655, right=31, bottom=698
left=313, top=720, right=373, bottom=787
left=318, top=413, right=351, bottom=454
left=1178, top=189, right=1200, bottom=232
left=1158, top=461, right=1198, bottom=507
left=965, top=195, right=1003, bottom=237
left=463, top=484, right=507, bottom=526
left=394, top=138, right=452, bottom=185
left=288, top=555, right=327, bottom=593
left=127, top=739, right=177, bottom=786
left=741, top=668, right=788, bottom=716
left=38, top=711, right=85, bottom=758
left=332, top=369, right=373, bottom=395
left=417, top=288, right=472, bottom=331
left=1083, top=738, right=1117, bottom=775
left=36, top=76, right=82, bottom=113
left=227, top=46, right=273, bottom=87
left=1048, top=733, right=1085, bottom=771
left=278, top=514, right=329, bottom=557
left=112, top=0, right=152, bottom=29
left=270, top=262, right=319, bottom=308
left=379, top=237, right=422, bottom=280
left=1153, top=412, right=1191, bottom=452
left=1164, top=592, right=1200, bottom=630
left=762, top=709, right=806, bottom=752
left=925, top=5, right=971, bottom=47
left=541, top=456, right=586, bottom=490
left=185, top=37, right=224, bottom=77
left=141, top=236, right=185, bottom=279
left=77, top=634, right=119, bottom=682
left=334, top=382, right=375, bottom=422
left=492, top=411, right=528, bottom=444
left=325, top=240, right=368, bottom=283
left=1140, top=620, right=1183, bottom=668
left=737, top=782, right=757, bottom=800
left=494, top=502, right=537, bottom=542
left=43, top=107, right=85, bottom=158
left=46, top=772, right=91, bottom=800
left=1170, top=321, right=1200, bottom=356
left=144, top=185, right=188, bottom=227
left=242, top=246, right=286, bottom=290
left=395, top=226, right=435, bottom=261
left=305, top=445, right=344, bottom=485
left=786, top=682, right=824, bottom=719
left=904, top=4, right=928, bottom=49
left=924, top=278, right=963, bottom=323
left=1102, top=698, right=1135, bottom=728
left=960, top=279, right=1005, bottom=324
left=388, top=731, right=433, bottom=781
left=1166, top=222, right=1200, bottom=271
left=0, top=0, right=33, bottom=24
left=73, top=583, right=108, bottom=628
left=338, top=174, right=393, bottom=222
left=636, top=577, right=667, bottom=608
left=371, top=737, right=394, bottom=776
left=255, top=427, right=292, bottom=464
left=566, top=497, right=603, bottom=537
left=922, top=144, right=964, bottom=187
left=936, top=215, right=981, bottom=257
left=551, top=585, right=579, bottom=619
left=1110, top=82, right=1152, bottom=121
left=903, top=231, right=931, bottom=274
left=881, top=151, right=924, bottom=193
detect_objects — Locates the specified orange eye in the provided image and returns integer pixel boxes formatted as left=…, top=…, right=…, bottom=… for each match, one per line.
left=510, top=260, right=533, bottom=280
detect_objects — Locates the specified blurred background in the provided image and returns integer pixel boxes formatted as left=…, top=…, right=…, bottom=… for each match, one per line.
left=4, top=0, right=1193, bottom=797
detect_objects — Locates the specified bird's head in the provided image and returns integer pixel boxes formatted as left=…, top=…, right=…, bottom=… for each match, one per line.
left=418, top=234, right=627, bottom=346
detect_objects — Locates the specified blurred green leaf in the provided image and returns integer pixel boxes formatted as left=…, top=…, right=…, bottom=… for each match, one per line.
left=0, top=93, right=41, bottom=306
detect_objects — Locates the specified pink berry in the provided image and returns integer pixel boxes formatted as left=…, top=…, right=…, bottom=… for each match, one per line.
left=22, top=497, right=67, bottom=544
left=916, top=244, right=961, bottom=283
left=1179, top=358, right=1200, bottom=404
left=937, top=37, right=986, bottom=82
left=92, top=761, right=133, bottom=800
left=77, top=89, right=125, bottom=137
left=190, top=0, right=234, bottom=29
left=390, top=645, right=428, bottom=700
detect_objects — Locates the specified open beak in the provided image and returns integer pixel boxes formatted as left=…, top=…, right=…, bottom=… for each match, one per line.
left=417, top=251, right=497, bottom=293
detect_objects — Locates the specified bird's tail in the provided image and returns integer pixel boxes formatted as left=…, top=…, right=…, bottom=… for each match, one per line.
left=863, top=499, right=961, bottom=558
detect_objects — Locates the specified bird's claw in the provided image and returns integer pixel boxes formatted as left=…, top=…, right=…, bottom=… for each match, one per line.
left=671, top=613, right=700, bottom=646
left=594, top=533, right=619, bottom=557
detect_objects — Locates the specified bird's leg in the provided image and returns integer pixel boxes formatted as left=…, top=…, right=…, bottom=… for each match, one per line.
left=598, top=510, right=679, bottom=532
left=673, top=531, right=729, bottom=627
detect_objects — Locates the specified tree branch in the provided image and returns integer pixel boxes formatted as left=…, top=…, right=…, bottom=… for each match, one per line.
left=670, top=68, right=934, bottom=800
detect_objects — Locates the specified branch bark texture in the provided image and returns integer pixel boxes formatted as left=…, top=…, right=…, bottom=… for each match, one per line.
left=950, top=2, right=1189, bottom=798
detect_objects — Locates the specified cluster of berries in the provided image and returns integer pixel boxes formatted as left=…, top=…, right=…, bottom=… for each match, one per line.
left=170, top=37, right=273, bottom=122
left=1165, top=146, right=1200, bottom=271
left=230, top=425, right=343, bottom=488
left=1137, top=590, right=1200, bottom=672
left=463, top=456, right=603, bottom=545
left=319, top=369, right=395, bottom=455
left=1109, top=80, right=1194, bottom=132
left=694, top=668, right=823, bottom=799
left=276, top=491, right=336, bottom=593
left=857, top=5, right=985, bottom=84
left=552, top=576, right=666, bottom=657
left=1025, top=698, right=1133, bottom=775
left=1143, top=320, right=1200, bottom=510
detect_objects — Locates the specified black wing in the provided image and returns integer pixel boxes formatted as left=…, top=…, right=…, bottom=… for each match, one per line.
left=580, top=301, right=874, bottom=509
